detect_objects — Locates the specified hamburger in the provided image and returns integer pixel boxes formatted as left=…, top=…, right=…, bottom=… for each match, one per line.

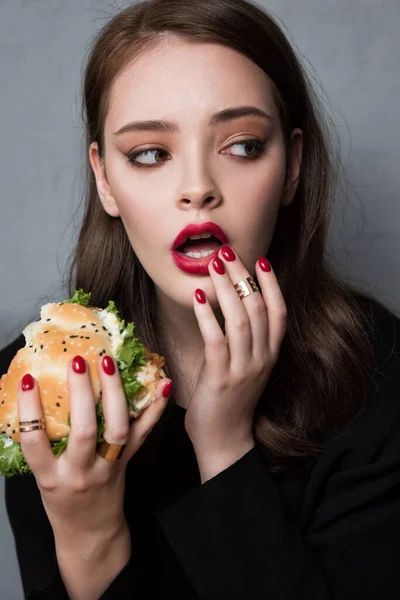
left=0, top=289, right=167, bottom=477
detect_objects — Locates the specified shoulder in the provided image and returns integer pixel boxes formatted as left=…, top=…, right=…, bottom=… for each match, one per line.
left=328, top=292, right=400, bottom=462
left=0, top=334, right=25, bottom=377
left=355, top=292, right=400, bottom=366
left=355, top=293, right=400, bottom=389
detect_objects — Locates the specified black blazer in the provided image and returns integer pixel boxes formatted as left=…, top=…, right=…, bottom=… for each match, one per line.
left=1, top=296, right=400, bottom=599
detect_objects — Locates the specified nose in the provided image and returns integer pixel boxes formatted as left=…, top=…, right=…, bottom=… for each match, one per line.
left=178, top=192, right=221, bottom=209
left=176, top=157, right=222, bottom=210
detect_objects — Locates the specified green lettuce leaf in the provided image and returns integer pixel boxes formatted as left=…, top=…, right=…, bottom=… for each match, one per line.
left=104, top=299, right=119, bottom=318
left=64, top=288, right=92, bottom=306
left=0, top=436, right=32, bottom=477
left=0, top=289, right=147, bottom=477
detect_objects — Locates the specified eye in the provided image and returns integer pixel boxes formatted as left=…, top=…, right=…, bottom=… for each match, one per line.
left=125, top=138, right=267, bottom=169
left=126, top=148, right=169, bottom=168
left=226, top=139, right=267, bottom=160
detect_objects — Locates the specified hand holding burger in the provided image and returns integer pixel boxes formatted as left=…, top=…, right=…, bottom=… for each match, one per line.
left=0, top=289, right=173, bottom=568
left=0, top=289, right=173, bottom=477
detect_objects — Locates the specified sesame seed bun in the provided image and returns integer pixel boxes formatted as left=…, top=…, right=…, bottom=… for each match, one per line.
left=0, top=301, right=166, bottom=444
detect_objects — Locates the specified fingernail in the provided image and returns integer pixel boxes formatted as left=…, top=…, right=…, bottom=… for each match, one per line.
left=102, top=355, right=115, bottom=376
left=258, top=256, right=271, bottom=272
left=195, top=289, right=206, bottom=304
left=72, top=355, right=86, bottom=374
left=212, top=257, right=225, bottom=275
left=21, top=374, right=34, bottom=391
left=220, top=245, right=236, bottom=261
left=162, top=381, right=173, bottom=398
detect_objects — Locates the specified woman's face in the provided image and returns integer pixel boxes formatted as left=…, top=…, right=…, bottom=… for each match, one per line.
left=90, top=37, right=302, bottom=312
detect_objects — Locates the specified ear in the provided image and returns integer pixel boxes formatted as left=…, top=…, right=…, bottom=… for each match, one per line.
left=89, top=142, right=120, bottom=217
left=280, top=128, right=303, bottom=208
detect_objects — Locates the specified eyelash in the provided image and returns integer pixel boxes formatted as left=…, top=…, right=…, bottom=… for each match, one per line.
left=125, top=138, right=267, bottom=169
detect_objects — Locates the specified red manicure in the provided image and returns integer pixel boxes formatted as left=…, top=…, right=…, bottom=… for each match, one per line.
left=163, top=381, right=173, bottom=398
left=258, top=257, right=271, bottom=272
left=195, top=289, right=206, bottom=304
left=212, top=257, right=225, bottom=275
left=102, top=355, right=115, bottom=376
left=220, top=245, right=236, bottom=261
left=72, top=355, right=86, bottom=374
left=21, top=374, right=34, bottom=391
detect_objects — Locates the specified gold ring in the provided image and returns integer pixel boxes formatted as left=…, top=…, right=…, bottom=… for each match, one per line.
left=234, top=276, right=260, bottom=299
left=97, top=440, right=127, bottom=461
left=19, top=418, right=46, bottom=433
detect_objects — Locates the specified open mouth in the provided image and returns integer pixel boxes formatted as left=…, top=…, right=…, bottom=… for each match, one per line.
left=176, top=235, right=223, bottom=258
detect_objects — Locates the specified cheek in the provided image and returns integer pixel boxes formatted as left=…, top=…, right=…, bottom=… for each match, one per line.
left=114, top=196, right=169, bottom=271
left=105, top=166, right=172, bottom=268
left=238, top=152, right=286, bottom=222
left=230, top=139, right=287, bottom=199
left=119, top=204, right=161, bottom=250
left=107, top=160, right=161, bottom=221
left=234, top=154, right=286, bottom=262
left=109, top=178, right=158, bottom=239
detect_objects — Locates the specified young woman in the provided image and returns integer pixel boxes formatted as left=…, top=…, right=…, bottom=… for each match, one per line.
left=2, top=0, right=399, bottom=598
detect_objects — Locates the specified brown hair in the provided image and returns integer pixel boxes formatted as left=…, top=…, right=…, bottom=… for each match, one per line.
left=65, top=0, right=380, bottom=473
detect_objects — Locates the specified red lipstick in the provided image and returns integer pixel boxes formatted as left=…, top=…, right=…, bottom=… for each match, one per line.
left=171, top=221, right=228, bottom=275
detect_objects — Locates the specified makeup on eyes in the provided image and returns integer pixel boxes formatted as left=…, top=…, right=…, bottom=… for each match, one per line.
left=123, top=137, right=269, bottom=169
left=115, top=111, right=274, bottom=167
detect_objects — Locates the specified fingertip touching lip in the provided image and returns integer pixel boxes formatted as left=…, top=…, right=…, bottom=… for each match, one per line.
left=172, top=221, right=228, bottom=250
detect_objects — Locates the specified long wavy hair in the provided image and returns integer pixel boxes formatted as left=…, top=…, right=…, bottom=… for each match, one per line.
left=65, top=0, right=380, bottom=473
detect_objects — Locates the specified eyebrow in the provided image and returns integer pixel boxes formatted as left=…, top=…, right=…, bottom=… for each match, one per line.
left=112, top=105, right=275, bottom=136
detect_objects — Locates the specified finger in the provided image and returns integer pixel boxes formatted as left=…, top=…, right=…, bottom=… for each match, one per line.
left=209, top=246, right=254, bottom=373
left=192, top=285, right=230, bottom=380
left=64, top=356, right=98, bottom=471
left=255, top=257, right=288, bottom=357
left=17, top=373, right=57, bottom=479
left=97, top=355, right=129, bottom=448
left=122, top=379, right=172, bottom=462
left=217, top=246, right=268, bottom=363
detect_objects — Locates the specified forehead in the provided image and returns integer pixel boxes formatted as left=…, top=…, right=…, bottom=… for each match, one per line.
left=105, top=38, right=278, bottom=135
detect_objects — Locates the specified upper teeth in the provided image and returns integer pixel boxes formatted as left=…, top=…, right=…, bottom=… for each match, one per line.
left=187, top=232, right=213, bottom=241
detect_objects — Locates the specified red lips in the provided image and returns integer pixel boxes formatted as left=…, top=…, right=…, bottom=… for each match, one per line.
left=172, top=221, right=228, bottom=251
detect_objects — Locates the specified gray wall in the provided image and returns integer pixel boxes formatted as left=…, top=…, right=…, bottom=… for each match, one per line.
left=1, top=1, right=399, bottom=596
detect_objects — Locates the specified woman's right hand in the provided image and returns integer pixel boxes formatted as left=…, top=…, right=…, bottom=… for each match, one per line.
left=17, top=355, right=172, bottom=547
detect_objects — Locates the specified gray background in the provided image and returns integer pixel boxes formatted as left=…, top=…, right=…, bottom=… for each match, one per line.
left=1, top=1, right=399, bottom=597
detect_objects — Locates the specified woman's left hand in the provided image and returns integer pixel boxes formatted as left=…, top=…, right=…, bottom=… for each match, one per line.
left=185, top=245, right=288, bottom=482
